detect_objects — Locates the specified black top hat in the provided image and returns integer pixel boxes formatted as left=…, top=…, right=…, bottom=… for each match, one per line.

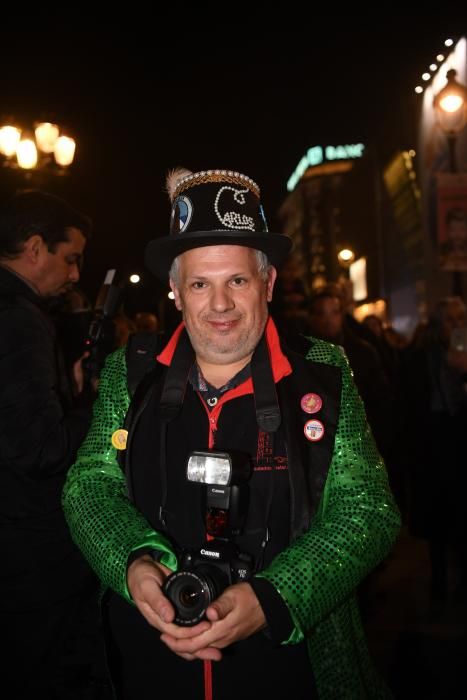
left=144, top=169, right=292, bottom=281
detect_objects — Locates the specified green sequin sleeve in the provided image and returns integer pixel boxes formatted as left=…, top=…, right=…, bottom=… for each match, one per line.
left=62, top=347, right=177, bottom=602
left=257, top=338, right=401, bottom=644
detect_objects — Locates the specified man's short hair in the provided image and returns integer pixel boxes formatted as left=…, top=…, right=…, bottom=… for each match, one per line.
left=169, top=248, right=271, bottom=286
left=0, top=189, right=92, bottom=259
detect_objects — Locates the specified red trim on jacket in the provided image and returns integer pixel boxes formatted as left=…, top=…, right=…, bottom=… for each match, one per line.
left=157, top=317, right=292, bottom=388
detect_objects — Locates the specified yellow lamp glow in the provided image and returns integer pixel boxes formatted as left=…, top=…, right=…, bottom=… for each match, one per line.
left=16, top=139, right=38, bottom=169
left=0, top=126, right=21, bottom=156
left=54, top=136, right=76, bottom=166
left=35, top=122, right=59, bottom=153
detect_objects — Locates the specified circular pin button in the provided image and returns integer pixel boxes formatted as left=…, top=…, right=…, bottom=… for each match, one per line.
left=111, top=429, right=128, bottom=450
left=304, top=419, right=325, bottom=442
left=300, top=392, right=323, bottom=414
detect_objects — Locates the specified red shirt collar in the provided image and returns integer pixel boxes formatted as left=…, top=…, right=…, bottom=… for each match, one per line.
left=157, top=317, right=292, bottom=385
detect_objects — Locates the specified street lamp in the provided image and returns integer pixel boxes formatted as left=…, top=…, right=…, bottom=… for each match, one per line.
left=433, top=68, right=467, bottom=172
left=433, top=69, right=467, bottom=296
left=337, top=246, right=356, bottom=268
left=0, top=120, right=76, bottom=174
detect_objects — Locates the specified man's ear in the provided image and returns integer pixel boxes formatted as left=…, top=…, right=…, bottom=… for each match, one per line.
left=23, top=234, right=45, bottom=263
left=169, top=278, right=183, bottom=311
left=267, top=266, right=277, bottom=303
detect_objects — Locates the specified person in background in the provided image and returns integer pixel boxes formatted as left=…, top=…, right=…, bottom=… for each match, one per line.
left=52, top=285, right=94, bottom=393
left=113, top=313, right=137, bottom=347
left=63, top=168, right=400, bottom=699
left=0, top=189, right=106, bottom=698
left=401, top=296, right=467, bottom=600
left=308, top=286, right=394, bottom=465
left=439, top=207, right=467, bottom=270
left=134, top=310, right=159, bottom=333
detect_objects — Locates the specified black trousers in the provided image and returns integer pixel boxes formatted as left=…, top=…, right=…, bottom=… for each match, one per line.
left=105, top=591, right=318, bottom=700
left=1, top=587, right=108, bottom=699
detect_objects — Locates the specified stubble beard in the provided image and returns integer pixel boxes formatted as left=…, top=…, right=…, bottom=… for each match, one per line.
left=186, top=313, right=266, bottom=366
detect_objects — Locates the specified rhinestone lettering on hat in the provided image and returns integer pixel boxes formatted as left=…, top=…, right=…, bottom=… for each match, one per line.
left=214, top=187, right=255, bottom=230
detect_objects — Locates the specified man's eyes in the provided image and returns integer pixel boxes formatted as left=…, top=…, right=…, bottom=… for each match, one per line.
left=190, top=278, right=247, bottom=289
left=65, top=255, right=83, bottom=268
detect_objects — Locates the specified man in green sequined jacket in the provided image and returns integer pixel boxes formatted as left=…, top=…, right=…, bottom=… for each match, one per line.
left=63, top=169, right=401, bottom=699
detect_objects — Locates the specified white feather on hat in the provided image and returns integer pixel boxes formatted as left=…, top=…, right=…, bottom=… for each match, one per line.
left=166, top=167, right=193, bottom=202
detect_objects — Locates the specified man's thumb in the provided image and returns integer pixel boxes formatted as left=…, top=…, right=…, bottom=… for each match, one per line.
left=207, top=596, right=231, bottom=621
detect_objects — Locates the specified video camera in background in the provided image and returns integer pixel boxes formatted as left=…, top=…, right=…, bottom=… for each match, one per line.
left=83, top=269, right=123, bottom=382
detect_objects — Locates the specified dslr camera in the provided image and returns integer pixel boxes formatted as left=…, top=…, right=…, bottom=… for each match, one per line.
left=162, top=450, right=253, bottom=626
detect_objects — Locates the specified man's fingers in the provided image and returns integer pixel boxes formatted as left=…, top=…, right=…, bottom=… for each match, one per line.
left=206, top=595, right=233, bottom=622
left=160, top=634, right=223, bottom=661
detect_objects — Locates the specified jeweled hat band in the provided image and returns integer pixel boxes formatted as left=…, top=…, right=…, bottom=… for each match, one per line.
left=173, top=169, right=260, bottom=199
left=170, top=173, right=268, bottom=236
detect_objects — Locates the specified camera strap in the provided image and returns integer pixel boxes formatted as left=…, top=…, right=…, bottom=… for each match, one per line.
left=159, top=328, right=195, bottom=421
left=158, top=329, right=195, bottom=526
left=251, top=333, right=281, bottom=433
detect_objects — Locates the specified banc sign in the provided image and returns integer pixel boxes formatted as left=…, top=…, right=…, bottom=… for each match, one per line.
left=287, top=143, right=365, bottom=191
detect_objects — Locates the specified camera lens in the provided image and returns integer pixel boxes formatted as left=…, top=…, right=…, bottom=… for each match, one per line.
left=178, top=584, right=203, bottom=609
left=162, top=568, right=223, bottom=626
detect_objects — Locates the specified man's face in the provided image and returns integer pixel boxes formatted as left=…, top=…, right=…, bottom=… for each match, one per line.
left=34, top=227, right=86, bottom=298
left=170, top=245, right=276, bottom=367
left=308, top=296, right=344, bottom=342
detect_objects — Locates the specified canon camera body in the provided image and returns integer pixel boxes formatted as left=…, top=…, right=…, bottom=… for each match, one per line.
left=162, top=538, right=253, bottom=626
left=162, top=450, right=253, bottom=626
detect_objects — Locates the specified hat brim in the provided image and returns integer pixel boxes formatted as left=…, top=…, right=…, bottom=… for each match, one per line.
left=144, top=230, right=293, bottom=281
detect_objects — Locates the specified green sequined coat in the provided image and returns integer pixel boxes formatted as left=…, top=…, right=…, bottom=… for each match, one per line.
left=63, top=333, right=400, bottom=699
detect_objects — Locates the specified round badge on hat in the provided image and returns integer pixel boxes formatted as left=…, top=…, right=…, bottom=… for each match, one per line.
left=300, top=392, right=323, bottom=414
left=111, top=429, right=128, bottom=450
left=304, top=419, right=325, bottom=442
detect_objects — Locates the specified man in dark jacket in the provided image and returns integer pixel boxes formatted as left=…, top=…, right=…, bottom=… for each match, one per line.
left=0, top=190, right=101, bottom=698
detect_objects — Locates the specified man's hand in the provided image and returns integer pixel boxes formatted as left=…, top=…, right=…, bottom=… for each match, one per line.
left=159, top=582, right=266, bottom=661
left=127, top=555, right=212, bottom=659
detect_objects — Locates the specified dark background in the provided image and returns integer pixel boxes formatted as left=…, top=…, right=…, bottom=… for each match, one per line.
left=0, top=12, right=463, bottom=308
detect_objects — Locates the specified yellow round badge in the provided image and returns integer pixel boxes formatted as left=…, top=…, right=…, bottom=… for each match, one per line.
left=111, top=429, right=128, bottom=450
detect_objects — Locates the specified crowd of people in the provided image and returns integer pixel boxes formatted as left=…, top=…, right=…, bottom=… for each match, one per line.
left=1, top=173, right=465, bottom=699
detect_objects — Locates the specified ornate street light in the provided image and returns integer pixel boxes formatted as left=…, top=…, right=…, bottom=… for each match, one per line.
left=433, top=68, right=467, bottom=172
left=0, top=120, right=76, bottom=174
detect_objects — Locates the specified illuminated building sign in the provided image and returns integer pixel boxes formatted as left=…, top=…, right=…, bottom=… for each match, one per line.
left=287, top=143, right=365, bottom=191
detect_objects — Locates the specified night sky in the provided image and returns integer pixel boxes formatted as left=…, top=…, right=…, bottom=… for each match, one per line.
left=0, top=14, right=462, bottom=307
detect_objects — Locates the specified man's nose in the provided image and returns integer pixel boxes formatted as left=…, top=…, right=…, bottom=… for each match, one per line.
left=69, top=263, right=80, bottom=283
left=210, top=286, right=234, bottom=311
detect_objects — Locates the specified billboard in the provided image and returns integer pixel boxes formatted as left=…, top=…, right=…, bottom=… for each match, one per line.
left=436, top=172, right=467, bottom=270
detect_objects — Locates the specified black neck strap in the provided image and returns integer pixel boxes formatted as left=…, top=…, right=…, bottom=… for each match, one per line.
left=251, top=333, right=282, bottom=433
left=159, top=328, right=195, bottom=421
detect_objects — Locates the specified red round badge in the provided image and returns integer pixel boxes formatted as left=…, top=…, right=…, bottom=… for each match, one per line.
left=300, top=392, right=323, bottom=414
left=304, top=419, right=325, bottom=442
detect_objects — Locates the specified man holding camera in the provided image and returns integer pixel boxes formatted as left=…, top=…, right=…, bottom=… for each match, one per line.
left=63, top=169, right=400, bottom=699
